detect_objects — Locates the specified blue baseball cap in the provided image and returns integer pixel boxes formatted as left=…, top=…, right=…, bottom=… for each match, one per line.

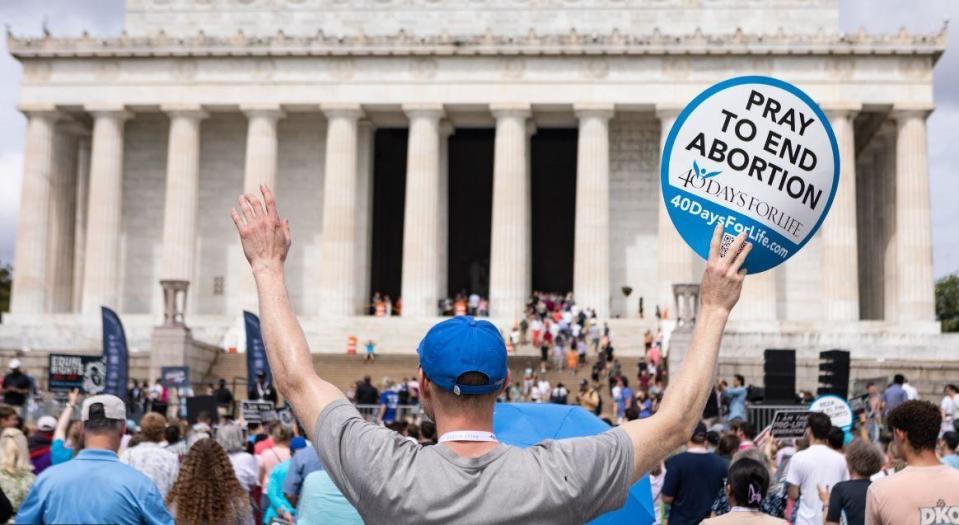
left=290, top=436, right=308, bottom=452
left=417, top=316, right=508, bottom=396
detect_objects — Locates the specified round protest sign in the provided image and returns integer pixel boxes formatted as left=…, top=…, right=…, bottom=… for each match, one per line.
left=809, top=395, right=853, bottom=431
left=661, top=76, right=839, bottom=273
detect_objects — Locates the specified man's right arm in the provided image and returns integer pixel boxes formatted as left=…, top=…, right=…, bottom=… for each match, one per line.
left=620, top=224, right=750, bottom=482
left=232, top=186, right=346, bottom=441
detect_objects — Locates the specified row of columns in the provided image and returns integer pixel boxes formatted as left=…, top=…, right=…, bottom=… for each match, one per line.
left=10, top=103, right=936, bottom=323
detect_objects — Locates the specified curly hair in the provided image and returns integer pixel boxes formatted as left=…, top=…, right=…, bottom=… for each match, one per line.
left=887, top=400, right=941, bottom=452
left=166, top=438, right=251, bottom=525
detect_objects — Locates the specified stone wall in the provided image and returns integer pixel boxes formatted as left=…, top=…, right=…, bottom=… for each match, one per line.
left=196, top=114, right=247, bottom=315
left=120, top=114, right=167, bottom=316
left=609, top=114, right=659, bottom=318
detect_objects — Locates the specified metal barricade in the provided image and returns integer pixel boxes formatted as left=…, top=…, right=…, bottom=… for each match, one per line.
left=355, top=404, right=423, bottom=423
left=747, top=404, right=806, bottom=430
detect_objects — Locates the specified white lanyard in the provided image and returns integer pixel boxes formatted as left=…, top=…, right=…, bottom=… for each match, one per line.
left=730, top=507, right=760, bottom=513
left=438, top=431, right=498, bottom=443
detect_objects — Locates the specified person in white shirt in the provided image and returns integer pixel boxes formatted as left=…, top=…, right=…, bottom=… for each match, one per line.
left=942, top=384, right=958, bottom=436
left=536, top=378, right=551, bottom=404
left=902, top=379, right=919, bottom=401
left=119, top=412, right=180, bottom=499
left=785, top=412, right=849, bottom=525
left=216, top=422, right=260, bottom=492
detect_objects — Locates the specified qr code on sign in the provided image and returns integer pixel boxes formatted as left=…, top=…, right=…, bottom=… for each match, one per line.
left=719, top=232, right=736, bottom=258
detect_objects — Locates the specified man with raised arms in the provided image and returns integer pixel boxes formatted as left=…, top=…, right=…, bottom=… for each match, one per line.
left=231, top=185, right=751, bottom=525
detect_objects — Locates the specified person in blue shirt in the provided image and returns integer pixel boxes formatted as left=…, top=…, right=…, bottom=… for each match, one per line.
left=722, top=374, right=748, bottom=423
left=883, top=374, right=909, bottom=418
left=295, top=469, right=364, bottom=524
left=16, top=394, right=173, bottom=525
left=263, top=436, right=309, bottom=523
left=941, top=431, right=959, bottom=470
left=282, top=442, right=324, bottom=507
left=377, top=380, right=400, bottom=425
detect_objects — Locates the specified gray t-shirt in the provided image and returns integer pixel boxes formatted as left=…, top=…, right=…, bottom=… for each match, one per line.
left=313, top=400, right=634, bottom=525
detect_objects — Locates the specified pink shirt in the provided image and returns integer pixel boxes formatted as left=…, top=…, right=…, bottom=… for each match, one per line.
left=257, top=445, right=291, bottom=488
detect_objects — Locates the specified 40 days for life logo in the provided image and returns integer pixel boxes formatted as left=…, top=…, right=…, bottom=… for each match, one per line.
left=661, top=76, right=839, bottom=273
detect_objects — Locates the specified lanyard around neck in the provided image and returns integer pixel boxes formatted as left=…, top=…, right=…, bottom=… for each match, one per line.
left=438, top=431, right=498, bottom=443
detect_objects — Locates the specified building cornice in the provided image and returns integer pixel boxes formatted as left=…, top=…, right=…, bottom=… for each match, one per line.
left=6, top=25, right=948, bottom=61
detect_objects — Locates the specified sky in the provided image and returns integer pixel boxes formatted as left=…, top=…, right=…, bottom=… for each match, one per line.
left=0, top=0, right=956, bottom=277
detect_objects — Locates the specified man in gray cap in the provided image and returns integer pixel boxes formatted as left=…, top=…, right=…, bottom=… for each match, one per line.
left=17, top=394, right=173, bottom=524
left=232, top=186, right=749, bottom=524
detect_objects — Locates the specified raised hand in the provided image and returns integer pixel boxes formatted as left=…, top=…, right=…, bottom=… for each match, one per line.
left=230, top=185, right=291, bottom=274
left=700, top=223, right=751, bottom=313
left=68, top=388, right=80, bottom=407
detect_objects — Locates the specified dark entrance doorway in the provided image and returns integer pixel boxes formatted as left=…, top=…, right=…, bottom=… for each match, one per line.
left=369, top=129, right=408, bottom=302
left=447, top=129, right=494, bottom=298
left=530, top=129, right=577, bottom=294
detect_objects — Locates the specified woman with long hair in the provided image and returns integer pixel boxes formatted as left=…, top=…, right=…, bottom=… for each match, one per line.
left=166, top=438, right=253, bottom=525
left=0, top=428, right=36, bottom=519
left=703, top=457, right=786, bottom=524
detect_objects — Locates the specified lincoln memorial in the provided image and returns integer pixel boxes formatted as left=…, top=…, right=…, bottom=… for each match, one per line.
left=2, top=0, right=954, bottom=387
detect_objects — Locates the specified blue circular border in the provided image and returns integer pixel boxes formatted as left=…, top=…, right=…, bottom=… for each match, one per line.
left=809, top=394, right=854, bottom=432
left=660, top=75, right=841, bottom=272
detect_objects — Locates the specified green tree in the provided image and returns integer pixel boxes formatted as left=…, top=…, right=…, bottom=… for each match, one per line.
left=0, top=263, right=10, bottom=317
left=936, top=273, right=959, bottom=332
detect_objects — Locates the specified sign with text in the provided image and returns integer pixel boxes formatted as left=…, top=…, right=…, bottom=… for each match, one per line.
left=48, top=354, right=106, bottom=393
left=241, top=400, right=277, bottom=424
left=810, top=395, right=854, bottom=431
left=661, top=76, right=839, bottom=273
left=769, top=410, right=811, bottom=439
left=161, top=366, right=190, bottom=389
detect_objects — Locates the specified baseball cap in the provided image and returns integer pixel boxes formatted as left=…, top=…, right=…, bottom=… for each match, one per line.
left=691, top=421, right=708, bottom=442
left=37, top=416, right=57, bottom=432
left=81, top=394, right=126, bottom=422
left=290, top=436, right=308, bottom=452
left=417, top=316, right=508, bottom=396
left=8, top=359, right=20, bottom=370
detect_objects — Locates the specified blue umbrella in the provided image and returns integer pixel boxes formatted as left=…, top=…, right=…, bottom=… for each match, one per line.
left=493, top=403, right=656, bottom=525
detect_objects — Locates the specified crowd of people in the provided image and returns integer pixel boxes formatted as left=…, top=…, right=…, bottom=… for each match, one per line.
left=3, top=187, right=956, bottom=524
left=0, top=387, right=366, bottom=524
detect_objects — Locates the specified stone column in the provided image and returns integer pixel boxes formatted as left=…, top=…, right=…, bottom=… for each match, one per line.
left=436, top=122, right=454, bottom=305
left=401, top=104, right=445, bottom=317
left=10, top=106, right=60, bottom=314
left=489, top=104, right=532, bottom=320
left=655, top=107, right=695, bottom=320
left=159, top=106, right=208, bottom=297
left=72, top=137, right=91, bottom=311
left=821, top=108, right=860, bottom=321
left=81, top=106, right=131, bottom=314
left=318, top=104, right=364, bottom=316
left=893, top=108, right=935, bottom=322
left=242, top=106, right=284, bottom=192
left=573, top=104, right=614, bottom=318
left=878, top=123, right=899, bottom=322
left=232, top=105, right=285, bottom=311
left=46, top=125, right=81, bottom=313
left=354, top=120, right=376, bottom=315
